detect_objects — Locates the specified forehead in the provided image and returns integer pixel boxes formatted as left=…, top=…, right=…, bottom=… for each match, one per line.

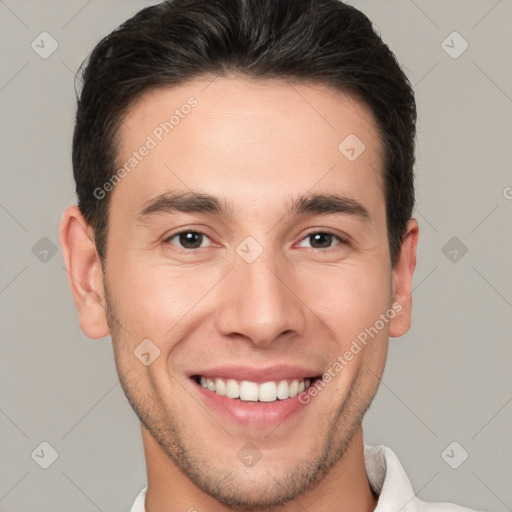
left=112, top=76, right=385, bottom=220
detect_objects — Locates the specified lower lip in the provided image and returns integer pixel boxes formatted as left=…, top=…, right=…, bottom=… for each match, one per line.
left=192, top=380, right=313, bottom=429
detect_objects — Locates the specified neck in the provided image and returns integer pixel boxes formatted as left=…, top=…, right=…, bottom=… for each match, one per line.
left=142, top=425, right=378, bottom=512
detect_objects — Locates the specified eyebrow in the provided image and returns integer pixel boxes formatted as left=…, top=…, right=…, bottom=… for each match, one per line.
left=137, top=190, right=371, bottom=224
left=137, top=191, right=232, bottom=223
left=292, top=193, right=370, bottom=221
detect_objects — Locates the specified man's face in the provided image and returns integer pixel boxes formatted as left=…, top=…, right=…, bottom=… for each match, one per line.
left=99, top=77, right=411, bottom=507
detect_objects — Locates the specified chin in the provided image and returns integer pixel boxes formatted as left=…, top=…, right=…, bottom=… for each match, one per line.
left=188, top=462, right=319, bottom=511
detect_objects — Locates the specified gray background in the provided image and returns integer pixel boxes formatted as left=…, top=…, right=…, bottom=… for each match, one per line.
left=1, top=0, right=511, bottom=511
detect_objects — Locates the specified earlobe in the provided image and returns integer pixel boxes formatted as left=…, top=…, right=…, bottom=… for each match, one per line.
left=59, top=205, right=111, bottom=340
left=388, top=218, right=419, bottom=338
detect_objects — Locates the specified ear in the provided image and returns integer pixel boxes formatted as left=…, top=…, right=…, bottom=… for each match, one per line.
left=388, top=218, right=419, bottom=338
left=59, top=205, right=110, bottom=339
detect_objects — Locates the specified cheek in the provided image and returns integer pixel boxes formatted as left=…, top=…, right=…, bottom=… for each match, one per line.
left=110, top=262, right=222, bottom=340
left=107, top=266, right=200, bottom=380
left=118, top=271, right=180, bottom=332
left=297, top=260, right=392, bottom=342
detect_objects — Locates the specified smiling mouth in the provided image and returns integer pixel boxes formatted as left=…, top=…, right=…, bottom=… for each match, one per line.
left=192, top=375, right=320, bottom=402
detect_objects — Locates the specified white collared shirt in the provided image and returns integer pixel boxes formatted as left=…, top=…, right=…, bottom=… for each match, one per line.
left=130, top=444, right=482, bottom=512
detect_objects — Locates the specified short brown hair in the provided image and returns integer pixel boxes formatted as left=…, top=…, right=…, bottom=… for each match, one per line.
left=72, top=0, right=416, bottom=266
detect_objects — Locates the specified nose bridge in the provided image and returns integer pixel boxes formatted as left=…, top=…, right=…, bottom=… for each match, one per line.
left=216, top=249, right=305, bottom=346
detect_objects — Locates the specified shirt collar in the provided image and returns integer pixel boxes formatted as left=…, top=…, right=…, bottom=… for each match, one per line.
left=365, top=444, right=419, bottom=512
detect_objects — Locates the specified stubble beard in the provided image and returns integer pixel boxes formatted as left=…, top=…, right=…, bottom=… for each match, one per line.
left=103, top=282, right=380, bottom=510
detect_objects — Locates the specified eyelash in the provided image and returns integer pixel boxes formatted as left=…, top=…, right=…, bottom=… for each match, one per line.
left=163, top=229, right=347, bottom=252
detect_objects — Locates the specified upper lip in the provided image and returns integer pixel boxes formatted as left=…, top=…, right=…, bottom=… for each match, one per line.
left=187, top=365, right=321, bottom=383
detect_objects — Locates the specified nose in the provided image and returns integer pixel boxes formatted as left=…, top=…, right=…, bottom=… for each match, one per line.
left=215, top=252, right=306, bottom=347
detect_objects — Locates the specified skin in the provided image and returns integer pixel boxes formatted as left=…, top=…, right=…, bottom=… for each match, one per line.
left=60, top=76, right=418, bottom=512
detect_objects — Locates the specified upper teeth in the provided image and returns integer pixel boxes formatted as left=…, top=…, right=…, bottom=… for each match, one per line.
left=199, top=377, right=311, bottom=402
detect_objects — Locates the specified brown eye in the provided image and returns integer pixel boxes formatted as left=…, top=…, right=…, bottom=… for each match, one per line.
left=166, top=231, right=210, bottom=249
left=298, top=232, right=343, bottom=249
left=309, top=233, right=333, bottom=248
